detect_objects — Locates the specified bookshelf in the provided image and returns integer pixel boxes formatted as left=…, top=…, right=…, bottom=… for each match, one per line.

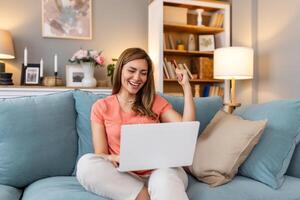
left=148, top=0, right=231, bottom=98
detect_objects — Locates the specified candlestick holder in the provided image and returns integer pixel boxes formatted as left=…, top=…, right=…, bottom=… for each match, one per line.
left=40, top=77, right=44, bottom=86
left=54, top=72, right=58, bottom=86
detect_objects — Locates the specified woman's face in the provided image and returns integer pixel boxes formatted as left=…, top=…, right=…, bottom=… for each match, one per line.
left=120, top=59, right=148, bottom=95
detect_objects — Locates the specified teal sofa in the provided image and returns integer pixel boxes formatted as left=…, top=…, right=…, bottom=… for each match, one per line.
left=0, top=90, right=300, bottom=200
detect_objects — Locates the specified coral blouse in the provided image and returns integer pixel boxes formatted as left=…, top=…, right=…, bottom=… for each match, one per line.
left=91, top=94, right=172, bottom=175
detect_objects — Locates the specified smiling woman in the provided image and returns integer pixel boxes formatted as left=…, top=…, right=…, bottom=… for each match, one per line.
left=76, top=47, right=195, bottom=200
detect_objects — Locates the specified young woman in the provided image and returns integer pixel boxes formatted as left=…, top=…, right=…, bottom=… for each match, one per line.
left=76, top=48, right=195, bottom=200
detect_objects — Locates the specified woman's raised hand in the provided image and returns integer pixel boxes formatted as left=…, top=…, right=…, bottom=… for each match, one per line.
left=175, top=68, right=190, bottom=88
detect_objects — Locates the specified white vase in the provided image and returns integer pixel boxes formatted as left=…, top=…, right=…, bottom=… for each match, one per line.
left=81, top=62, right=97, bottom=87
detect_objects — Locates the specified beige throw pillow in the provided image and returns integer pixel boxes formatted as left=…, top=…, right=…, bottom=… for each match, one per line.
left=189, top=110, right=267, bottom=187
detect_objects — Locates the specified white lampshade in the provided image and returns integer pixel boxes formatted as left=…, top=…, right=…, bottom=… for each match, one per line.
left=0, top=30, right=15, bottom=59
left=214, top=47, right=253, bottom=80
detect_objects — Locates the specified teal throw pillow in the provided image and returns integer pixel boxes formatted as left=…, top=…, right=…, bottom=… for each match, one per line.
left=0, top=92, right=77, bottom=188
left=234, top=100, right=300, bottom=189
left=72, top=90, right=108, bottom=173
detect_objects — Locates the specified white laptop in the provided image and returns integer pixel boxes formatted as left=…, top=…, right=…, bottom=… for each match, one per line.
left=118, top=121, right=200, bottom=172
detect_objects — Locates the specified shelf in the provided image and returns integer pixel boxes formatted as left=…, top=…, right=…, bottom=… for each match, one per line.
left=0, top=86, right=112, bottom=98
left=0, top=85, right=111, bottom=90
left=164, top=23, right=224, bottom=34
left=163, top=1, right=229, bottom=12
left=164, top=79, right=223, bottom=83
left=164, top=49, right=213, bottom=56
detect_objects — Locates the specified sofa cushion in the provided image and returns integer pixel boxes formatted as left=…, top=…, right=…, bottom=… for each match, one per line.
left=0, top=185, right=22, bottom=200
left=162, top=95, right=223, bottom=134
left=22, top=176, right=107, bottom=200
left=73, top=90, right=108, bottom=173
left=287, top=144, right=300, bottom=178
left=189, top=110, right=267, bottom=187
left=234, top=100, right=300, bottom=189
left=0, top=92, right=78, bottom=188
left=187, top=175, right=300, bottom=200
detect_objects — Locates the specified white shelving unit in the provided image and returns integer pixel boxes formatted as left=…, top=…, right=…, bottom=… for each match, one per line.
left=148, top=0, right=231, bottom=102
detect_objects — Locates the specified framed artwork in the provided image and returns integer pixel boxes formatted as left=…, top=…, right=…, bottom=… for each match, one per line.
left=66, top=65, right=84, bottom=87
left=199, top=35, right=215, bottom=51
left=42, top=0, right=92, bottom=40
left=21, top=64, right=41, bottom=85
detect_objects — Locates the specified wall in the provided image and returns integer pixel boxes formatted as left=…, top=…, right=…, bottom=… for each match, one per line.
left=232, top=0, right=300, bottom=103
left=256, top=0, right=300, bottom=102
left=0, top=0, right=148, bottom=85
left=231, top=0, right=255, bottom=105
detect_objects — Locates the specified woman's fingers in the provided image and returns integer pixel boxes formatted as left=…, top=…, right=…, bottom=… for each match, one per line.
left=175, top=68, right=189, bottom=85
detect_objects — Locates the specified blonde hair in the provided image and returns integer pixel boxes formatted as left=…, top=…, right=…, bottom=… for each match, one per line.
left=112, top=48, right=157, bottom=119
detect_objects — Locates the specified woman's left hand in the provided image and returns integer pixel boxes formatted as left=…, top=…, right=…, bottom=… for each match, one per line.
left=175, top=68, right=190, bottom=88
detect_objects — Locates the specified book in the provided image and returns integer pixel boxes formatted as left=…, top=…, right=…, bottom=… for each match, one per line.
left=163, top=33, right=167, bottom=50
left=163, top=61, right=170, bottom=79
left=214, top=86, right=220, bottom=96
left=191, top=57, right=213, bottom=80
left=172, top=59, right=179, bottom=69
left=216, top=13, right=224, bottom=28
left=183, top=63, right=193, bottom=80
left=168, top=34, right=175, bottom=49
left=209, top=12, right=219, bottom=27
left=164, top=58, right=176, bottom=79
left=202, top=85, right=210, bottom=97
left=209, top=85, right=215, bottom=96
left=218, top=87, right=224, bottom=97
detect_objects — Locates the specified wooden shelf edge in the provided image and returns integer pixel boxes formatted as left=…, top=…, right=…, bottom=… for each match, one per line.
left=164, top=79, right=223, bottom=83
left=164, top=49, right=213, bottom=56
left=164, top=23, right=224, bottom=34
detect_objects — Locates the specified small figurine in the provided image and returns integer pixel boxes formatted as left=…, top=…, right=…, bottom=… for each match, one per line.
left=188, top=34, right=196, bottom=51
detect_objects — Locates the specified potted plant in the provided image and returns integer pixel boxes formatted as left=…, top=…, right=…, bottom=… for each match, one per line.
left=106, top=58, right=118, bottom=84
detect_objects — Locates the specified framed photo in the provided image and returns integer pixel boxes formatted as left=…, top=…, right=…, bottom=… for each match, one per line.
left=21, top=64, right=41, bottom=85
left=199, top=35, right=215, bottom=51
left=66, top=65, right=84, bottom=87
left=42, top=0, right=92, bottom=40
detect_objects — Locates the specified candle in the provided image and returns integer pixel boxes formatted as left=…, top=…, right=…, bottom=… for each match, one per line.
left=24, top=47, right=28, bottom=66
left=54, top=54, right=57, bottom=72
left=40, top=59, right=43, bottom=77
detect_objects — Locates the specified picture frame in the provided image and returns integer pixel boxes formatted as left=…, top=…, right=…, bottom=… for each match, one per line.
left=21, top=64, right=41, bottom=85
left=65, top=64, right=84, bottom=87
left=42, top=0, right=92, bottom=40
left=199, top=35, right=215, bottom=51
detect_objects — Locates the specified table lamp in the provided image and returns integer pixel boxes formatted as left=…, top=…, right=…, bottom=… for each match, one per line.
left=214, top=46, right=254, bottom=106
left=0, top=30, right=15, bottom=85
left=0, top=29, right=15, bottom=72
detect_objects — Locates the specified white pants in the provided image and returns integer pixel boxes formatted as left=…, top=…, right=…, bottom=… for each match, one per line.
left=76, top=153, right=189, bottom=200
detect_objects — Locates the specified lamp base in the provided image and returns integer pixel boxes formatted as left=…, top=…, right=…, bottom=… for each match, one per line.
left=223, top=102, right=241, bottom=113
left=0, top=62, right=5, bottom=72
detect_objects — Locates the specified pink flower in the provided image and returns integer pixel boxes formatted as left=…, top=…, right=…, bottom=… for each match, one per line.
left=69, top=49, right=105, bottom=67
left=95, top=55, right=105, bottom=65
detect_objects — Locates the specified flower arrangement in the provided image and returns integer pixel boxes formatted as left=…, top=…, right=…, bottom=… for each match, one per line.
left=69, top=49, right=105, bottom=67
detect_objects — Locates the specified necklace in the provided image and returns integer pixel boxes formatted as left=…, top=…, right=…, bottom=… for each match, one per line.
left=116, top=94, right=135, bottom=104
